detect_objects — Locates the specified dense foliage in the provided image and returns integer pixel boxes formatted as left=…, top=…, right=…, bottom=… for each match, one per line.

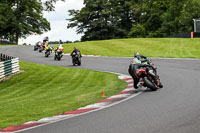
left=0, top=0, right=64, bottom=44
left=67, top=0, right=200, bottom=41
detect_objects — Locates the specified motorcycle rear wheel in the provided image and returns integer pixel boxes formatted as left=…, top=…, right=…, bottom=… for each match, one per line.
left=143, top=77, right=158, bottom=91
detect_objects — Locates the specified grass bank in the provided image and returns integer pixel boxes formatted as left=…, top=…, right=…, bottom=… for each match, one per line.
left=0, top=44, right=18, bottom=47
left=0, top=61, right=127, bottom=129
left=62, top=38, right=200, bottom=58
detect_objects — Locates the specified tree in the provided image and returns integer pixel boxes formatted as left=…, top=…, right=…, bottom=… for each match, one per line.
left=68, top=0, right=200, bottom=40
left=67, top=0, right=134, bottom=41
left=0, top=0, right=65, bottom=44
left=129, top=0, right=200, bottom=37
left=128, top=23, right=146, bottom=37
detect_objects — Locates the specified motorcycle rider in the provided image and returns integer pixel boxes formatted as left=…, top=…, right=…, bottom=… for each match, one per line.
left=36, top=41, right=41, bottom=46
left=45, top=45, right=53, bottom=52
left=128, top=57, right=148, bottom=89
left=59, top=40, right=63, bottom=44
left=134, top=52, right=146, bottom=59
left=34, top=41, right=41, bottom=50
left=55, top=44, right=64, bottom=57
left=129, top=52, right=163, bottom=89
left=71, top=47, right=82, bottom=57
left=134, top=52, right=152, bottom=64
left=43, top=36, right=49, bottom=43
left=43, top=36, right=49, bottom=47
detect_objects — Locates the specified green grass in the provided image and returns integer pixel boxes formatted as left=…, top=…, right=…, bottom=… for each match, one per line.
left=0, top=44, right=18, bottom=46
left=0, top=61, right=127, bottom=129
left=62, top=38, right=200, bottom=58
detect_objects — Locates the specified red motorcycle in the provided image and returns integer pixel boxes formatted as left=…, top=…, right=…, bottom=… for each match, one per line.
left=135, top=65, right=163, bottom=91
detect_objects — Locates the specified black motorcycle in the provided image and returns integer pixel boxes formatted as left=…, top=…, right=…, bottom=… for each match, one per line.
left=54, top=51, right=63, bottom=60
left=34, top=44, right=40, bottom=51
left=39, top=45, right=45, bottom=52
left=71, top=52, right=81, bottom=66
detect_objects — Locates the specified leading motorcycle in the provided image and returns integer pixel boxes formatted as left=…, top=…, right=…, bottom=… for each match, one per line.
left=135, top=65, right=163, bottom=91
left=71, top=52, right=81, bottom=66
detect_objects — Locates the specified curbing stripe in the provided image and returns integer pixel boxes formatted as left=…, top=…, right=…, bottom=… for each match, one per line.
left=122, top=78, right=132, bottom=81
left=64, top=108, right=98, bottom=115
left=96, top=97, right=125, bottom=103
left=117, top=90, right=136, bottom=95
left=126, top=79, right=133, bottom=83
left=0, top=123, right=45, bottom=132
left=123, top=88, right=135, bottom=92
left=79, top=102, right=109, bottom=109
left=108, top=94, right=131, bottom=99
left=126, top=85, right=134, bottom=88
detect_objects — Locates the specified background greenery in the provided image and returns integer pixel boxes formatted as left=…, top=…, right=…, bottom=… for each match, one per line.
left=1, top=0, right=199, bottom=44
left=0, top=61, right=127, bottom=129
left=62, top=38, right=200, bottom=58
left=68, top=0, right=200, bottom=41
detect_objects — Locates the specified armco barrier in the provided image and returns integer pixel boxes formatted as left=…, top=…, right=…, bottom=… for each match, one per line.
left=0, top=54, right=20, bottom=79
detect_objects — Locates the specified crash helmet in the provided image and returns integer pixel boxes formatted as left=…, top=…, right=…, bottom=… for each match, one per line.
left=134, top=52, right=140, bottom=57
left=74, top=47, right=78, bottom=50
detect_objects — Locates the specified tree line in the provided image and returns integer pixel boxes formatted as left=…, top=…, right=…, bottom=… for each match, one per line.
left=1, top=0, right=199, bottom=44
left=67, top=0, right=200, bottom=41
left=0, top=0, right=64, bottom=44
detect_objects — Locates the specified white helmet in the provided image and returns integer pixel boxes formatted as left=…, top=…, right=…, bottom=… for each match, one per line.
left=134, top=52, right=139, bottom=57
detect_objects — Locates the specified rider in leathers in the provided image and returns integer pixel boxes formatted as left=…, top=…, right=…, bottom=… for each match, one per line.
left=71, top=47, right=82, bottom=57
left=129, top=52, right=163, bottom=89
left=128, top=57, right=149, bottom=89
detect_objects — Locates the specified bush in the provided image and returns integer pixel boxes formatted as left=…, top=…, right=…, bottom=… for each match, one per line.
left=128, top=24, right=146, bottom=38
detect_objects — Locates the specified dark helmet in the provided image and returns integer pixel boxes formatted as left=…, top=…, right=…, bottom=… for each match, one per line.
left=43, top=36, right=48, bottom=41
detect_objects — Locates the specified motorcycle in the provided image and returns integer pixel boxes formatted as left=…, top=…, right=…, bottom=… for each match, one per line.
left=34, top=44, right=40, bottom=51
left=54, top=50, right=63, bottom=60
left=39, top=44, right=45, bottom=52
left=71, top=52, right=81, bottom=66
left=44, top=47, right=52, bottom=57
left=135, top=65, right=163, bottom=91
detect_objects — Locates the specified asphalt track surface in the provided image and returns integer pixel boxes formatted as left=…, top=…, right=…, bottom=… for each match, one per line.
left=1, top=46, right=200, bottom=133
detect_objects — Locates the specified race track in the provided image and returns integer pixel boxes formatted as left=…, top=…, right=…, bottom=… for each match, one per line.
left=1, top=46, right=200, bottom=133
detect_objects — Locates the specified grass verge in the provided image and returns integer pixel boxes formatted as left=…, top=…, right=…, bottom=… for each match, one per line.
left=0, top=44, right=18, bottom=47
left=62, top=38, right=200, bottom=58
left=0, top=61, right=127, bottom=129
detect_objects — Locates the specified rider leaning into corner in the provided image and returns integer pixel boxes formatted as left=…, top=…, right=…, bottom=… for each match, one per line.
left=45, top=45, right=53, bottom=52
left=55, top=44, right=64, bottom=56
left=43, top=36, right=49, bottom=43
left=43, top=36, right=49, bottom=47
left=128, top=52, right=163, bottom=89
left=71, top=47, right=82, bottom=57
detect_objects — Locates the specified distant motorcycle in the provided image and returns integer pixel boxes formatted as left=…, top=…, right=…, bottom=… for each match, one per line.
left=39, top=44, right=45, bottom=52
left=71, top=52, right=81, bottom=66
left=34, top=45, right=39, bottom=51
left=54, top=50, right=63, bottom=60
left=44, top=46, right=53, bottom=57
left=135, top=65, right=163, bottom=91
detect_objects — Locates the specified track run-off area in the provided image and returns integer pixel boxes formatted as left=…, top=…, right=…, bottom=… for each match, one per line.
left=0, top=45, right=200, bottom=133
